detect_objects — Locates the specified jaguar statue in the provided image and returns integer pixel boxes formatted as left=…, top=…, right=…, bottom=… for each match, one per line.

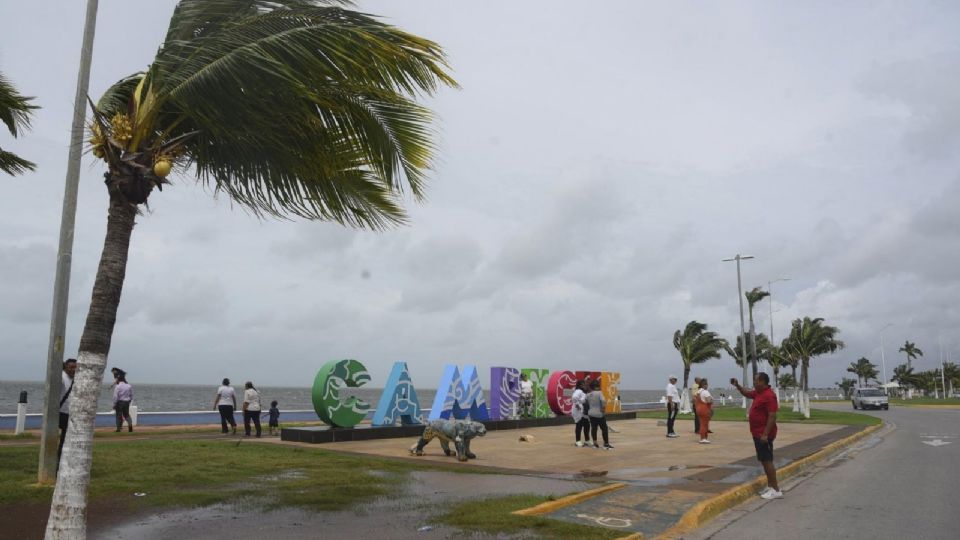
left=409, top=419, right=487, bottom=461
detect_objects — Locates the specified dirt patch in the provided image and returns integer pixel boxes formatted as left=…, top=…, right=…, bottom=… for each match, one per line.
left=90, top=470, right=597, bottom=539
left=9, top=499, right=133, bottom=540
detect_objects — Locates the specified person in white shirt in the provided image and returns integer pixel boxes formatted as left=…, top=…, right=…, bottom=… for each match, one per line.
left=58, top=358, right=77, bottom=463
left=242, top=381, right=263, bottom=437
left=571, top=379, right=592, bottom=447
left=112, top=370, right=134, bottom=433
left=213, top=378, right=237, bottom=434
left=519, top=373, right=534, bottom=418
left=665, top=375, right=680, bottom=438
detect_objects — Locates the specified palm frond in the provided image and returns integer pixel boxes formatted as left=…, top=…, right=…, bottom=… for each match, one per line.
left=0, top=148, right=36, bottom=175
left=0, top=72, right=38, bottom=137
left=97, top=1, right=457, bottom=226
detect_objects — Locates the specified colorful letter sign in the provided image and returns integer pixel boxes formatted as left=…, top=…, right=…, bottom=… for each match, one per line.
left=547, top=370, right=576, bottom=415
left=521, top=368, right=551, bottom=418
left=312, top=359, right=371, bottom=428
left=372, top=361, right=423, bottom=426
left=602, top=371, right=621, bottom=413
left=489, top=367, right=520, bottom=420
left=428, top=364, right=490, bottom=421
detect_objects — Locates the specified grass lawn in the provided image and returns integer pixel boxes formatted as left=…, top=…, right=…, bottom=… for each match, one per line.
left=434, top=495, right=622, bottom=540
left=635, top=406, right=881, bottom=426
left=0, top=439, right=615, bottom=539
left=890, top=398, right=960, bottom=406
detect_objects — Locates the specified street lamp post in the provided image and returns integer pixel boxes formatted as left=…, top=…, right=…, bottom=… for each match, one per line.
left=723, top=254, right=754, bottom=409
left=767, top=278, right=790, bottom=397
left=879, top=323, right=893, bottom=396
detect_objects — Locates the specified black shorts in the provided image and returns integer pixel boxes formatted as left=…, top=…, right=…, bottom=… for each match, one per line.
left=753, top=437, right=774, bottom=462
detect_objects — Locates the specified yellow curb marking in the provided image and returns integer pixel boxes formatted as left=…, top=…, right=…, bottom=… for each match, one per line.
left=652, top=422, right=883, bottom=540
left=512, top=482, right=628, bottom=516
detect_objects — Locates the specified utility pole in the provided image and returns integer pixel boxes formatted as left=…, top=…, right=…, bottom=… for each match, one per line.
left=767, top=277, right=790, bottom=395
left=879, top=323, right=893, bottom=397
left=723, top=254, right=754, bottom=410
left=38, top=0, right=99, bottom=484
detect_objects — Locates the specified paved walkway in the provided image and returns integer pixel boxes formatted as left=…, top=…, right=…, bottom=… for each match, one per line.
left=264, top=416, right=860, bottom=538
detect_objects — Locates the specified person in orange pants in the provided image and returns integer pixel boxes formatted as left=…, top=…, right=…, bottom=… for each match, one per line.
left=696, top=378, right=714, bottom=444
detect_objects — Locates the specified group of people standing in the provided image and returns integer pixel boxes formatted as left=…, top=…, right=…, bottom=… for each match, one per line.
left=665, top=372, right=783, bottom=500
left=570, top=377, right=614, bottom=449
left=213, top=378, right=280, bottom=437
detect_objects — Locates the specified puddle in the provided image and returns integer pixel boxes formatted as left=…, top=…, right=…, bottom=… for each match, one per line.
left=92, top=470, right=596, bottom=539
left=255, top=469, right=308, bottom=482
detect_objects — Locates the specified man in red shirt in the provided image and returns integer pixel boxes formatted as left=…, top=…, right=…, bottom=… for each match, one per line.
left=730, top=372, right=782, bottom=499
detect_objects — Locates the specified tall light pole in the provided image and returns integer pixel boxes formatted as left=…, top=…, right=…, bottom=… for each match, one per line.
left=767, top=277, right=791, bottom=393
left=723, top=254, right=754, bottom=409
left=879, top=323, right=893, bottom=396
left=38, top=0, right=99, bottom=484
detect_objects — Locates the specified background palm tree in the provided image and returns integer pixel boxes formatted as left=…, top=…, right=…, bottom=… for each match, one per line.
left=673, top=321, right=727, bottom=412
left=891, top=363, right=918, bottom=396
left=779, top=336, right=802, bottom=411
left=943, top=362, right=959, bottom=396
left=898, top=341, right=923, bottom=370
left=835, top=377, right=857, bottom=399
left=47, top=1, right=456, bottom=537
left=782, top=317, right=844, bottom=418
left=846, top=357, right=879, bottom=386
left=745, top=286, right=770, bottom=378
left=778, top=373, right=797, bottom=389
left=0, top=71, right=38, bottom=175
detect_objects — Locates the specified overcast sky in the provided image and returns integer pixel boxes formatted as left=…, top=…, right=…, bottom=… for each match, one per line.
left=2, top=1, right=959, bottom=390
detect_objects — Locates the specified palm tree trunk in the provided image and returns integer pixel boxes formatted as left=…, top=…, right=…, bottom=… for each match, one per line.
left=801, top=359, right=811, bottom=419
left=790, top=365, right=799, bottom=412
left=748, top=313, right=758, bottom=379
left=46, top=195, right=137, bottom=539
left=680, top=365, right=692, bottom=414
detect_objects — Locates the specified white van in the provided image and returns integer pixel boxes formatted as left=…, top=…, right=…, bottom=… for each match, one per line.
left=851, top=387, right=889, bottom=410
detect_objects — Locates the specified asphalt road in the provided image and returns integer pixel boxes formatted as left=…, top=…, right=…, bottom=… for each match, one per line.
left=688, top=403, right=960, bottom=540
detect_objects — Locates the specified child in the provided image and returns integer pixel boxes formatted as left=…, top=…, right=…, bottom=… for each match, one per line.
left=267, top=400, right=280, bottom=436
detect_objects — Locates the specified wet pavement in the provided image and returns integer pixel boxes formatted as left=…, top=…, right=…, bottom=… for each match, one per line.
left=92, top=470, right=597, bottom=540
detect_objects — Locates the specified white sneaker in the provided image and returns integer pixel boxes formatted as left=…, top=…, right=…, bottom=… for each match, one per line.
left=700, top=439, right=711, bottom=444
left=759, top=487, right=773, bottom=496
left=666, top=433, right=679, bottom=438
left=760, top=489, right=783, bottom=500
left=575, top=441, right=584, bottom=447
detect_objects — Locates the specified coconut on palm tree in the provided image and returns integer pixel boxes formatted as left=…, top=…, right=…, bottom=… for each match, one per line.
left=744, top=286, right=770, bottom=378
left=0, top=72, right=38, bottom=175
left=47, top=2, right=456, bottom=538
left=846, top=357, right=879, bottom=387
left=782, top=317, right=844, bottom=418
left=898, top=341, right=923, bottom=370
left=673, top=321, right=727, bottom=412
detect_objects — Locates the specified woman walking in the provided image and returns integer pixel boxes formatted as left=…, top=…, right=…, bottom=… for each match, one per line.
left=213, top=378, right=237, bottom=434
left=571, top=379, right=592, bottom=447
left=696, top=378, right=714, bottom=444
left=243, top=381, right=263, bottom=438
left=586, top=379, right=613, bottom=449
left=112, top=370, right=133, bottom=432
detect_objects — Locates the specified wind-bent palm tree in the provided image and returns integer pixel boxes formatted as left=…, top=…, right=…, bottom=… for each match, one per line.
left=47, top=2, right=456, bottom=538
left=891, top=363, right=917, bottom=395
left=778, top=336, right=802, bottom=410
left=723, top=333, right=772, bottom=369
left=943, top=362, right=959, bottom=396
left=899, top=341, right=923, bottom=370
left=673, top=321, right=727, bottom=412
left=782, top=317, right=844, bottom=418
left=0, top=72, right=38, bottom=175
left=846, top=357, right=878, bottom=386
left=745, top=287, right=770, bottom=378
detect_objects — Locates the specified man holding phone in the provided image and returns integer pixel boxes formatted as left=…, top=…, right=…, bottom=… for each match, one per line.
left=730, top=373, right=782, bottom=499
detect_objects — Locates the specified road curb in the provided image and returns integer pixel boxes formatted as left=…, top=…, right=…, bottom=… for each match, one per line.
left=647, top=422, right=883, bottom=540
left=512, top=482, right=628, bottom=516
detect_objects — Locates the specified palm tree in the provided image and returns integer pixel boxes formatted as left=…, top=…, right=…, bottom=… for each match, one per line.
left=835, top=377, right=857, bottom=399
left=47, top=2, right=456, bottom=538
left=779, top=336, right=802, bottom=411
left=782, top=317, right=844, bottom=418
left=943, top=362, right=959, bottom=396
left=846, top=357, right=879, bottom=386
left=898, top=341, right=923, bottom=370
left=778, top=373, right=797, bottom=389
left=891, top=363, right=917, bottom=396
left=0, top=72, right=38, bottom=175
left=673, top=321, right=727, bottom=412
left=745, top=286, right=770, bottom=378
